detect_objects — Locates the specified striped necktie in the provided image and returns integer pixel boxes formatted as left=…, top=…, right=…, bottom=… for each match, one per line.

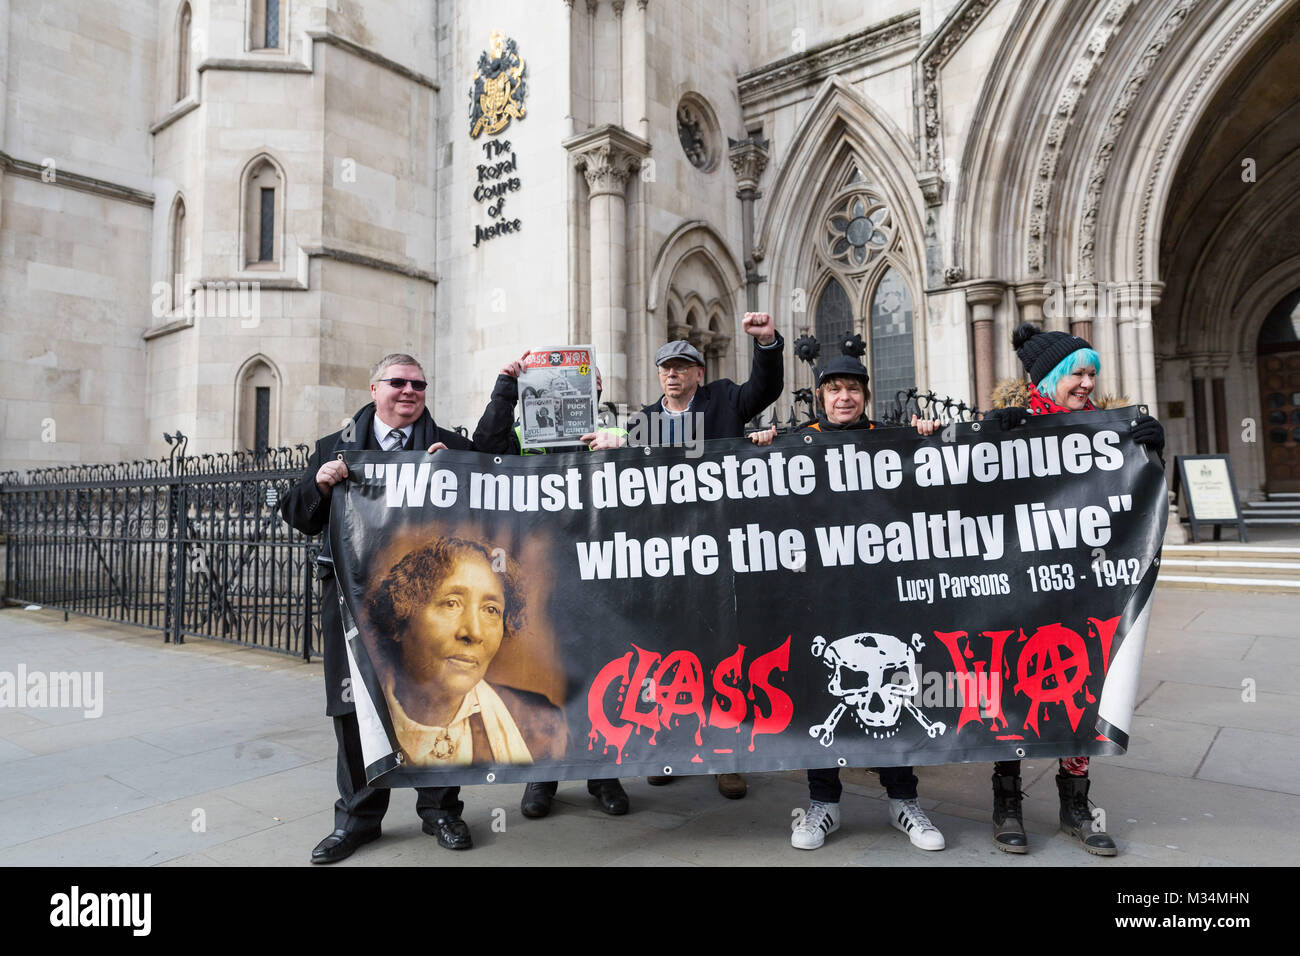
left=386, top=428, right=406, bottom=451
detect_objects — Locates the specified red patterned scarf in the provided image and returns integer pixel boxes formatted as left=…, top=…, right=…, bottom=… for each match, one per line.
left=1027, top=381, right=1093, bottom=415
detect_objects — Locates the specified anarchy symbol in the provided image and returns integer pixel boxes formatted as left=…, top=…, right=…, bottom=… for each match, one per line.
left=1014, top=624, right=1090, bottom=736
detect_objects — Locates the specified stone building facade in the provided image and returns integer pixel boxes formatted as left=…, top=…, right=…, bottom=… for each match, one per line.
left=2, top=0, right=1298, bottom=498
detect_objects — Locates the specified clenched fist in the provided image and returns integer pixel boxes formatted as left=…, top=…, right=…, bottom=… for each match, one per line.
left=742, top=312, right=776, bottom=346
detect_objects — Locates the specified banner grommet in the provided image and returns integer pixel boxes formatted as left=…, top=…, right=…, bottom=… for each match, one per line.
left=1015, top=747, right=1026, bottom=758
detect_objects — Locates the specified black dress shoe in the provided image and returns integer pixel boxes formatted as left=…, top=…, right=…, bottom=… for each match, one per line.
left=311, top=827, right=380, bottom=864
left=521, top=781, right=557, bottom=819
left=587, top=779, right=630, bottom=815
left=421, top=813, right=473, bottom=850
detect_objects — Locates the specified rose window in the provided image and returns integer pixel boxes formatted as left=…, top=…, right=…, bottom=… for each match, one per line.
left=824, top=194, right=893, bottom=268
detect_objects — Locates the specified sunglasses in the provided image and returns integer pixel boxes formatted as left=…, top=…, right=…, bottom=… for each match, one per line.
left=378, top=377, right=428, bottom=391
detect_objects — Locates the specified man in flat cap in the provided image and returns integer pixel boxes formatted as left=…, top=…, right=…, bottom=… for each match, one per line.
left=593, top=311, right=783, bottom=454
left=624, top=311, right=784, bottom=798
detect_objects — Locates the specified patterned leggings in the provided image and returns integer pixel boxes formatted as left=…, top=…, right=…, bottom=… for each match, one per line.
left=995, top=756, right=1089, bottom=777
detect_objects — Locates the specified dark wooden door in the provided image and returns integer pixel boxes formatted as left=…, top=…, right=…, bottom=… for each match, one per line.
left=1258, top=347, right=1300, bottom=493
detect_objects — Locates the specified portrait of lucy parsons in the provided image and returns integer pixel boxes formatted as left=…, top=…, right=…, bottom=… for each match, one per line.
left=365, top=536, right=566, bottom=766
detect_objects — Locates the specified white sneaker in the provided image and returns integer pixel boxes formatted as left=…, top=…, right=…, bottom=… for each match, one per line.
left=791, top=800, right=841, bottom=850
left=889, top=798, right=945, bottom=850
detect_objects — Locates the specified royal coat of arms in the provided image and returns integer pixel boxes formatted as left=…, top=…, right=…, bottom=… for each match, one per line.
left=469, top=31, right=527, bottom=139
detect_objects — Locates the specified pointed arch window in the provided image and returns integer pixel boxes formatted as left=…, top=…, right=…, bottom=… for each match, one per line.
left=814, top=278, right=854, bottom=356
left=250, top=0, right=284, bottom=51
left=805, top=156, right=921, bottom=418
left=242, top=157, right=284, bottom=268
left=237, top=358, right=279, bottom=454
left=169, top=195, right=187, bottom=312
left=870, top=268, right=916, bottom=407
left=176, top=3, right=192, bottom=101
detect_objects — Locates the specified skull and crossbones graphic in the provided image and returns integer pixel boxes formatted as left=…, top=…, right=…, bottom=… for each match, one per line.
left=808, top=631, right=947, bottom=746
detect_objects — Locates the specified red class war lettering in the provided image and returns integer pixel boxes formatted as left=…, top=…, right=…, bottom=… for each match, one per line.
left=587, top=639, right=794, bottom=765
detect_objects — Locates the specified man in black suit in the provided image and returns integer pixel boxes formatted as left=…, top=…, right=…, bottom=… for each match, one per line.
left=281, top=352, right=503, bottom=863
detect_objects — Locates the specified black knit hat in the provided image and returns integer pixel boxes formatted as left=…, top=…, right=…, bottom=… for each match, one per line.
left=816, top=354, right=870, bottom=388
left=1012, top=322, right=1092, bottom=385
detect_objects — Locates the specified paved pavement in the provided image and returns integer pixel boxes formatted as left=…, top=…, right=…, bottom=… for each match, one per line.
left=0, top=584, right=1297, bottom=867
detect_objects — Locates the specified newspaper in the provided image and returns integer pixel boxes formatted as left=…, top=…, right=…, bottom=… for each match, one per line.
left=518, top=346, right=598, bottom=449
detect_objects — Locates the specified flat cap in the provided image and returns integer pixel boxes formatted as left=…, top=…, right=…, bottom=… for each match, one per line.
left=655, top=340, right=706, bottom=367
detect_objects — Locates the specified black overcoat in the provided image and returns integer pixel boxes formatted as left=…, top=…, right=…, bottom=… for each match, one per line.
left=280, top=402, right=475, bottom=716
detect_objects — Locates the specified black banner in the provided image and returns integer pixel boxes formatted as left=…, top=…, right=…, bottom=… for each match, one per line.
left=330, top=407, right=1166, bottom=787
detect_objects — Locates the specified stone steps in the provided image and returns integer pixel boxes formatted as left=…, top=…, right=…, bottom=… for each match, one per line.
left=1157, top=543, right=1300, bottom=592
left=1241, top=493, right=1300, bottom=525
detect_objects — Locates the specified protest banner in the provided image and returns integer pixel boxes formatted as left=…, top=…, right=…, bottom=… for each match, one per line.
left=329, top=408, right=1166, bottom=787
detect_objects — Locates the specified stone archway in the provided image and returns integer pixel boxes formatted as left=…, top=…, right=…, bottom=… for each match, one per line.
left=1150, top=7, right=1300, bottom=497
left=646, top=221, right=744, bottom=398
left=755, top=75, right=926, bottom=403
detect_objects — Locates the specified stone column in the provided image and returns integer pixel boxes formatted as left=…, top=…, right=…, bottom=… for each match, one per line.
left=965, top=281, right=1005, bottom=411
left=1135, top=281, right=1162, bottom=409
left=1113, top=282, right=1140, bottom=404
left=611, top=2, right=624, bottom=123
left=562, top=1, right=576, bottom=133
left=1014, top=282, right=1047, bottom=330
left=1239, top=348, right=1262, bottom=495
left=1113, top=280, right=1162, bottom=406
left=1189, top=354, right=1210, bottom=455
left=728, top=133, right=770, bottom=313
left=623, top=1, right=648, bottom=140
left=1068, top=280, right=1095, bottom=345
left=565, top=124, right=651, bottom=406
left=1041, top=279, right=1068, bottom=334
left=1157, top=348, right=1188, bottom=543
left=1091, top=282, right=1120, bottom=392
left=0, top=0, right=9, bottom=230
left=1209, top=354, right=1230, bottom=454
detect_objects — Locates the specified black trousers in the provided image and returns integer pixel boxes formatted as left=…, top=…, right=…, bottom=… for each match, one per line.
left=526, top=778, right=619, bottom=794
left=807, top=766, right=919, bottom=802
left=333, top=712, right=462, bottom=832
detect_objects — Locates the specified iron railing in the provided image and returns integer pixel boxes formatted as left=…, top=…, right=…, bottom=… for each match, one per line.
left=0, top=441, right=321, bottom=658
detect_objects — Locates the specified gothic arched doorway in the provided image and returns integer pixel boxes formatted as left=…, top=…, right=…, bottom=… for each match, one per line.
left=1257, top=289, right=1300, bottom=493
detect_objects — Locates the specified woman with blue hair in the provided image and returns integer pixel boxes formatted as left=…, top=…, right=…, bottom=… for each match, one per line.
left=985, top=323, right=1165, bottom=857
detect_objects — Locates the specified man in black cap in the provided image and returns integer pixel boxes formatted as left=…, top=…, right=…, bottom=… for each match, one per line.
left=281, top=352, right=507, bottom=863
left=621, top=311, right=783, bottom=453
left=632, top=311, right=784, bottom=798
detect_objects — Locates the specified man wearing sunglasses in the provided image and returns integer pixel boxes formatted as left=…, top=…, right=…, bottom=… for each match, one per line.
left=282, top=352, right=504, bottom=864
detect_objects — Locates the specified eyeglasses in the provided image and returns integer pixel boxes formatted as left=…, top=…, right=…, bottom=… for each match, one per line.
left=378, top=377, right=428, bottom=391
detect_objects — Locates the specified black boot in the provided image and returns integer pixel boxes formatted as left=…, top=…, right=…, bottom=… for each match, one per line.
left=520, top=781, right=557, bottom=819
left=991, top=772, right=1028, bottom=854
left=1056, top=772, right=1117, bottom=856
